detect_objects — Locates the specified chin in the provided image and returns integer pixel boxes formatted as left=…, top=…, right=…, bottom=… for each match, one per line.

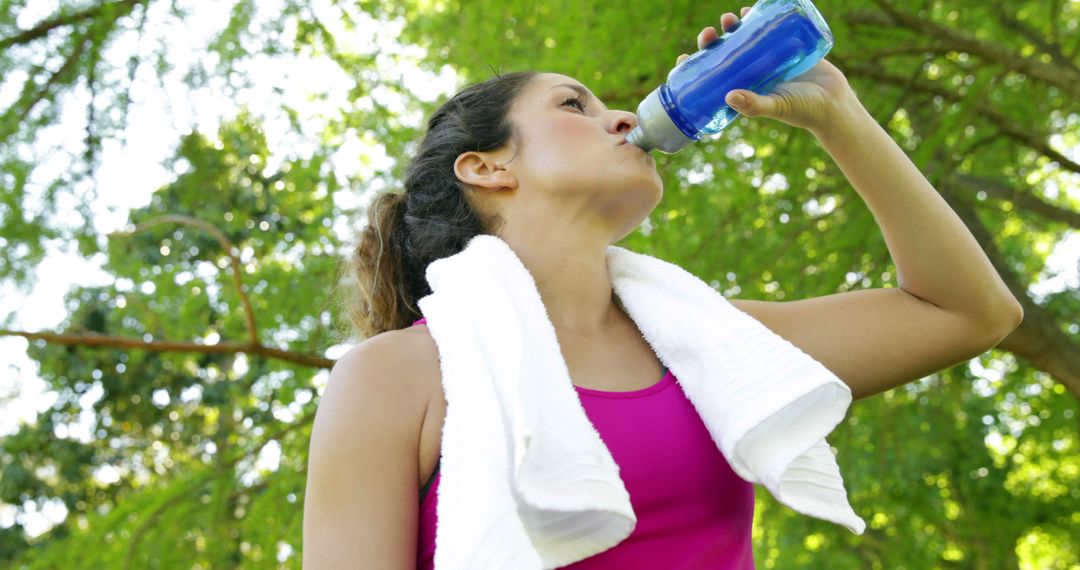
left=602, top=178, right=664, bottom=242
left=612, top=209, right=655, bottom=244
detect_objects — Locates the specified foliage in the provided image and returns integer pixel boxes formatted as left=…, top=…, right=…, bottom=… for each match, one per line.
left=1, top=0, right=1077, bottom=568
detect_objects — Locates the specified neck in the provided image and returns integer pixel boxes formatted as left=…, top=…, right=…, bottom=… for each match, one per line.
left=494, top=231, right=622, bottom=337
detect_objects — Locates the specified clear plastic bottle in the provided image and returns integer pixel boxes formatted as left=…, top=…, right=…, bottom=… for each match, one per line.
left=624, top=0, right=834, bottom=154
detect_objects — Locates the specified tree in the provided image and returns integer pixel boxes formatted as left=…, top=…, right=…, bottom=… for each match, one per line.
left=1, top=0, right=1077, bottom=567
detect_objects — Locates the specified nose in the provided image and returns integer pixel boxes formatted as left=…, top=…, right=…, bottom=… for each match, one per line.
left=610, top=110, right=637, bottom=138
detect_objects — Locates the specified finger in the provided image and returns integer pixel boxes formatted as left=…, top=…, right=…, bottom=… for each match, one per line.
left=725, top=89, right=778, bottom=119
left=676, top=53, right=689, bottom=66
left=720, top=12, right=739, bottom=33
left=697, top=26, right=719, bottom=50
left=741, top=6, right=751, bottom=17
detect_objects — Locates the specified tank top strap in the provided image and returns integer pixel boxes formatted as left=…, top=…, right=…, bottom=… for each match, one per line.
left=420, top=458, right=440, bottom=503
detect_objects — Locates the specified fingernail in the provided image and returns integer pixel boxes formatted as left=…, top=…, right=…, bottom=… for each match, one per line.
left=728, top=93, right=746, bottom=107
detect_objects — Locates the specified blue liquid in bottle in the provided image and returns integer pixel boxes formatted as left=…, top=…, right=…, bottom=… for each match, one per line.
left=625, top=0, right=834, bottom=153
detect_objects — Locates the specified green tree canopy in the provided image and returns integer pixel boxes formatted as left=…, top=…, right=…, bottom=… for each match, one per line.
left=1, top=0, right=1077, bottom=568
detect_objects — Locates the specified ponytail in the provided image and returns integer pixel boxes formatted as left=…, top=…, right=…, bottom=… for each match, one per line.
left=345, top=190, right=413, bottom=341
left=341, top=70, right=538, bottom=341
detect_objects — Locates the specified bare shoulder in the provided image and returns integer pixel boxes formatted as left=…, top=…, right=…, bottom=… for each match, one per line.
left=330, top=325, right=440, bottom=406
left=307, top=325, right=439, bottom=477
left=384, top=323, right=442, bottom=404
left=302, top=325, right=441, bottom=568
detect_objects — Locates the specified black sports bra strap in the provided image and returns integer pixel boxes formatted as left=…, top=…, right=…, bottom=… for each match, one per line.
left=420, top=458, right=441, bottom=503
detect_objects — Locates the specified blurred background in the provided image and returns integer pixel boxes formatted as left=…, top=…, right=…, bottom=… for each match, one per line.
left=0, top=0, right=1077, bottom=568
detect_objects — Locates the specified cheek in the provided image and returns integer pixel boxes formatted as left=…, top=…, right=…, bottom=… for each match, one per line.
left=531, top=119, right=602, bottom=162
left=514, top=116, right=614, bottom=188
left=521, top=126, right=579, bottom=168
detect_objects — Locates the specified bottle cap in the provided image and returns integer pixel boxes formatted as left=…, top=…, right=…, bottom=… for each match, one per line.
left=625, top=87, right=695, bottom=154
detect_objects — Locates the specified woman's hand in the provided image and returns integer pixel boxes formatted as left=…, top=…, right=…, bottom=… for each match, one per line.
left=675, top=6, right=855, bottom=132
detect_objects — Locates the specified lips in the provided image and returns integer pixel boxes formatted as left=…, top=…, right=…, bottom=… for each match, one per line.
left=617, top=137, right=651, bottom=157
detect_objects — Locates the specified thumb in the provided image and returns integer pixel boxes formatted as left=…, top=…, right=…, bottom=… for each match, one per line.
left=725, top=89, right=778, bottom=118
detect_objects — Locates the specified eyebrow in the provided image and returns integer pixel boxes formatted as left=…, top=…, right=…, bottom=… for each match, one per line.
left=548, top=83, right=607, bottom=111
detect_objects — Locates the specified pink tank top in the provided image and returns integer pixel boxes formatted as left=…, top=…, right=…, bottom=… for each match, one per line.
left=411, top=317, right=755, bottom=569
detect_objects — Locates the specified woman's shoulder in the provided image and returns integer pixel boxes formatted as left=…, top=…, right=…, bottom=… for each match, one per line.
left=337, top=321, right=435, bottom=362
left=331, top=324, right=441, bottom=408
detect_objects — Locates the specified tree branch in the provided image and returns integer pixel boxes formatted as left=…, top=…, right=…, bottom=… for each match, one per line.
left=0, top=330, right=334, bottom=369
left=951, top=174, right=1080, bottom=229
left=863, top=44, right=968, bottom=60
left=116, top=214, right=260, bottom=345
left=117, top=2, right=150, bottom=148
left=0, top=0, right=146, bottom=50
left=832, top=54, right=1080, bottom=176
left=858, top=1, right=1080, bottom=99
left=6, top=31, right=92, bottom=129
left=995, top=10, right=1075, bottom=71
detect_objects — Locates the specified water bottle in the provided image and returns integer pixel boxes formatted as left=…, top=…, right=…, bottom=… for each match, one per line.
left=624, top=0, right=834, bottom=153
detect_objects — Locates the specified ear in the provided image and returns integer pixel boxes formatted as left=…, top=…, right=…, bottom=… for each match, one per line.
left=454, top=151, right=518, bottom=193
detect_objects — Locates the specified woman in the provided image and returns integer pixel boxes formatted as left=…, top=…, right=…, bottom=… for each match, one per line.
left=303, top=7, right=1023, bottom=569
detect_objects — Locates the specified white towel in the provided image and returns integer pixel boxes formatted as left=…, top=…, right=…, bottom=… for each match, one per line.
left=416, top=234, right=866, bottom=570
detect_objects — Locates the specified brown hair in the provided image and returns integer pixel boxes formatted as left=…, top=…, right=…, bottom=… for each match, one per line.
left=342, top=70, right=539, bottom=340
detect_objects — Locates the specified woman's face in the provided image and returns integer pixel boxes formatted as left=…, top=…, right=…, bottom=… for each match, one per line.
left=459, top=72, right=664, bottom=245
